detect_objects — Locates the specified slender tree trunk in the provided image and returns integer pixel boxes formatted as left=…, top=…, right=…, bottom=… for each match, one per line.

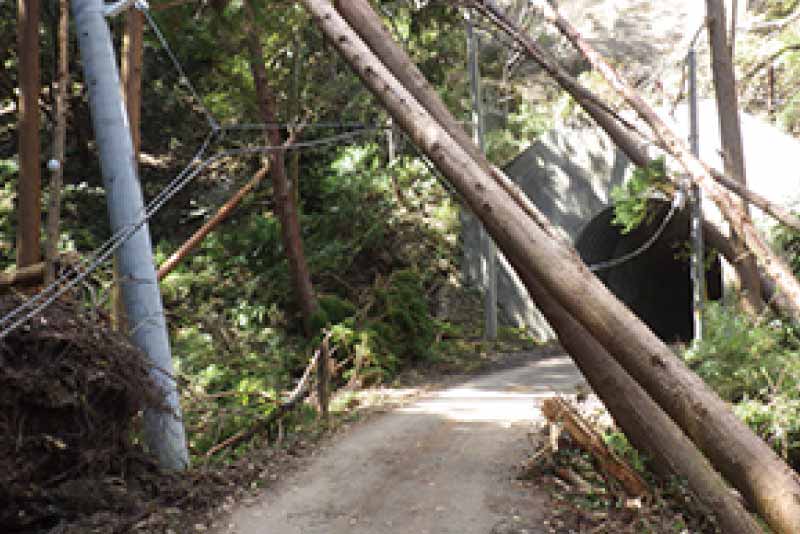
left=17, top=0, right=42, bottom=269
left=300, top=2, right=800, bottom=531
left=45, top=0, right=69, bottom=284
left=122, top=8, right=143, bottom=158
left=706, top=0, right=763, bottom=313
left=289, top=35, right=302, bottom=208
left=114, top=9, right=143, bottom=330
left=243, top=0, right=318, bottom=335
left=528, top=0, right=800, bottom=323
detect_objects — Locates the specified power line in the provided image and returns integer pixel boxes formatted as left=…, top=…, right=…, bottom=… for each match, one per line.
left=0, top=129, right=383, bottom=339
left=589, top=188, right=686, bottom=272
left=220, top=121, right=390, bottom=131
left=140, top=5, right=219, bottom=130
left=1, top=0, right=397, bottom=338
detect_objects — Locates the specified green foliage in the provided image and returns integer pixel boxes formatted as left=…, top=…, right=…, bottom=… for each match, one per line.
left=372, top=269, right=436, bottom=364
left=603, top=430, right=647, bottom=473
left=610, top=157, right=670, bottom=234
left=317, top=294, right=357, bottom=325
left=484, top=100, right=552, bottom=164
left=683, top=302, right=800, bottom=463
left=0, top=170, right=16, bottom=268
left=329, top=322, right=395, bottom=384
left=772, top=211, right=800, bottom=276
left=0, top=0, right=546, bottom=464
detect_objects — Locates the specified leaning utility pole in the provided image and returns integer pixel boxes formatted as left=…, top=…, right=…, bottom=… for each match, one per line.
left=466, top=10, right=497, bottom=340
left=71, top=0, right=188, bottom=470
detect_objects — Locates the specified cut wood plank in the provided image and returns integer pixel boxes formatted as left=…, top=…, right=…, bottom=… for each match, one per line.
left=0, top=263, right=45, bottom=292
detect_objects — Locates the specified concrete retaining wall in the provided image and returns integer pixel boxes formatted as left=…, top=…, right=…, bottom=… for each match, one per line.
left=462, top=102, right=800, bottom=341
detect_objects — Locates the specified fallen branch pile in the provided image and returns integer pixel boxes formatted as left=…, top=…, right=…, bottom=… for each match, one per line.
left=0, top=295, right=164, bottom=531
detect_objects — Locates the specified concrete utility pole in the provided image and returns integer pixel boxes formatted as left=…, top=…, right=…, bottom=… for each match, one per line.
left=687, top=48, right=705, bottom=342
left=467, top=10, right=498, bottom=340
left=71, top=0, right=189, bottom=470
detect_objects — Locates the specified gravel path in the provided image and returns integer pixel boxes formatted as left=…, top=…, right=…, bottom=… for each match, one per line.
left=213, top=353, right=585, bottom=534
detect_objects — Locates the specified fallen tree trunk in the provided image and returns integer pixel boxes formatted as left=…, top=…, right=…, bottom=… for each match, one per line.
left=465, top=1, right=652, bottom=168
left=517, top=263, right=763, bottom=534
left=527, top=0, right=800, bottom=323
left=474, top=0, right=800, bottom=234
left=300, top=2, right=800, bottom=531
left=157, top=165, right=268, bottom=281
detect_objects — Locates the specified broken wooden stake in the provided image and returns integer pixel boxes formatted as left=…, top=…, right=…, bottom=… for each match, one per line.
left=542, top=397, right=649, bottom=498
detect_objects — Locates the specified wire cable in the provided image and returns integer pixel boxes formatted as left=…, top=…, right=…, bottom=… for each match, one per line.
left=220, top=121, right=390, bottom=132
left=588, top=188, right=686, bottom=272
left=0, top=129, right=383, bottom=339
left=139, top=5, right=220, bottom=130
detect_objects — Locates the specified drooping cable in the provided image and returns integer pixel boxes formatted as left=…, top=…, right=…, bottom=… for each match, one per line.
left=588, top=187, right=686, bottom=272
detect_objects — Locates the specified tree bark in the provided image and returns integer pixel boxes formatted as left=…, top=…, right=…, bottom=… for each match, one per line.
left=122, top=8, right=144, bottom=159
left=113, top=9, right=144, bottom=331
left=317, top=333, right=331, bottom=424
left=45, top=0, right=69, bottom=285
left=17, top=0, right=42, bottom=268
left=706, top=0, right=763, bottom=313
left=300, top=2, right=800, bottom=531
left=0, top=263, right=46, bottom=292
left=528, top=0, right=800, bottom=324
left=243, top=0, right=318, bottom=335
left=289, top=35, right=302, bottom=208
left=158, top=166, right=268, bottom=280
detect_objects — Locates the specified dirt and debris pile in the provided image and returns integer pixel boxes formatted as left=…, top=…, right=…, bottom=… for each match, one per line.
left=0, top=295, right=165, bottom=532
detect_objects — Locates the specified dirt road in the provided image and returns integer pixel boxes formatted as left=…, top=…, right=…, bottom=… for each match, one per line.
left=214, top=352, right=585, bottom=534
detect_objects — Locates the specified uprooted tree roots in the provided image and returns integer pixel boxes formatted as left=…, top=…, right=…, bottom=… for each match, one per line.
left=0, top=295, right=167, bottom=532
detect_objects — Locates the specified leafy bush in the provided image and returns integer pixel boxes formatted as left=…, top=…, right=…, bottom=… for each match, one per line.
left=683, top=302, right=800, bottom=463
left=372, top=269, right=436, bottom=364
left=610, top=157, right=671, bottom=234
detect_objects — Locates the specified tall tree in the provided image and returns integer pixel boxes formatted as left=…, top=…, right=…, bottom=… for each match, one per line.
left=112, top=7, right=144, bottom=330
left=121, top=8, right=143, bottom=159
left=706, top=0, right=763, bottom=313
left=17, top=0, right=42, bottom=268
left=302, top=1, right=800, bottom=530
left=45, top=0, right=69, bottom=284
left=243, top=0, right=319, bottom=335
